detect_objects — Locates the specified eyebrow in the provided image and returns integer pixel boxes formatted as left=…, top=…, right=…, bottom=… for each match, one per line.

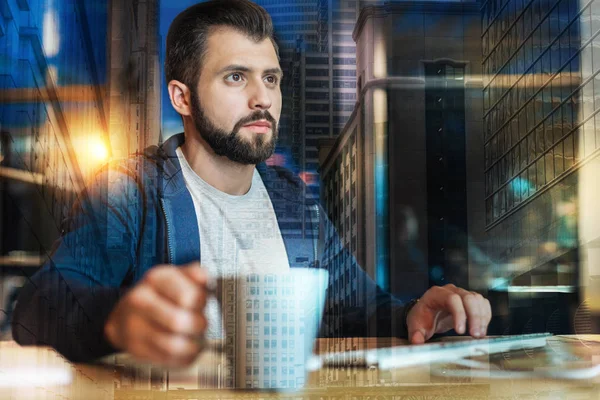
left=215, top=64, right=284, bottom=78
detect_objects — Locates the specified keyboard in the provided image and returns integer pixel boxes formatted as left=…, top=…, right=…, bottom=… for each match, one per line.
left=309, top=333, right=552, bottom=370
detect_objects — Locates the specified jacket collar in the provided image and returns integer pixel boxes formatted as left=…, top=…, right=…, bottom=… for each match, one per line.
left=155, top=132, right=309, bottom=204
left=151, top=132, right=317, bottom=266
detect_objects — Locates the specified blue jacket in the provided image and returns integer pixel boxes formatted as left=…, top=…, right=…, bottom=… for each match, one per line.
left=12, top=133, right=408, bottom=362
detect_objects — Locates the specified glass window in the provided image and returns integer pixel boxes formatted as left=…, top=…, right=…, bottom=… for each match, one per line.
left=574, top=127, right=582, bottom=162
left=545, top=119, right=554, bottom=152
left=520, top=171, right=529, bottom=199
left=529, top=131, right=537, bottom=160
left=553, top=108, right=563, bottom=143
left=585, top=119, right=597, bottom=156
left=545, top=150, right=555, bottom=183
left=554, top=141, right=565, bottom=176
left=537, top=122, right=546, bottom=154
left=536, top=158, right=545, bottom=189
left=564, top=133, right=574, bottom=169
left=527, top=164, right=537, bottom=196
left=580, top=7, right=593, bottom=43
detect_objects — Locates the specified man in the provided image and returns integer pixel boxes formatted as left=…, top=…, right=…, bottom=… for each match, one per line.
left=12, top=0, right=491, bottom=367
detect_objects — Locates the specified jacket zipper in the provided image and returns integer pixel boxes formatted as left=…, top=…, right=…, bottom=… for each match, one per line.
left=160, top=198, right=175, bottom=264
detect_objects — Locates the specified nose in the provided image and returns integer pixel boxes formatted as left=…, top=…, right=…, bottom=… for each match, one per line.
left=248, top=80, right=272, bottom=111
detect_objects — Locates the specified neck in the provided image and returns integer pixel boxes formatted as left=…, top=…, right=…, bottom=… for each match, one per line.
left=180, top=130, right=255, bottom=196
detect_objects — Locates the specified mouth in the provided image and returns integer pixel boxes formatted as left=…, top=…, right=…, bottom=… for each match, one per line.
left=243, top=120, right=272, bottom=128
left=243, top=120, right=272, bottom=134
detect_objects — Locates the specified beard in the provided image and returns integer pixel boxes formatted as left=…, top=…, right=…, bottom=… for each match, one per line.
left=190, top=89, right=278, bottom=165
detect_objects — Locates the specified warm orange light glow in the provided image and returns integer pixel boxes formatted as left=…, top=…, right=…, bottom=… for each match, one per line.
left=88, top=137, right=109, bottom=162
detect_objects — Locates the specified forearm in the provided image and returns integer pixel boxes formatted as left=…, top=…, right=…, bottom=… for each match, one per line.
left=12, top=266, right=122, bottom=362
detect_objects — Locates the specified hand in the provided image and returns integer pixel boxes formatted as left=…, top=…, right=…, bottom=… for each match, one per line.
left=406, top=284, right=491, bottom=344
left=104, top=262, right=209, bottom=367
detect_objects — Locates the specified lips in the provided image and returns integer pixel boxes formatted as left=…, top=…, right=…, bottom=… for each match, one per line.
left=244, top=121, right=271, bottom=128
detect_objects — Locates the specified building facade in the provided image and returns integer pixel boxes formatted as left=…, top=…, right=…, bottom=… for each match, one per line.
left=109, top=0, right=161, bottom=158
left=0, top=0, right=134, bottom=395
left=320, top=1, right=484, bottom=340
left=481, top=0, right=593, bottom=333
left=0, top=0, right=161, bottom=367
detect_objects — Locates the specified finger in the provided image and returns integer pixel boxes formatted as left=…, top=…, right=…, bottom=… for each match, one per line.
left=481, top=298, right=492, bottom=335
left=410, top=330, right=426, bottom=345
left=462, top=293, right=483, bottom=337
left=432, top=313, right=456, bottom=334
left=423, top=287, right=467, bottom=335
left=130, top=318, right=201, bottom=367
left=180, top=262, right=210, bottom=287
left=472, top=293, right=487, bottom=336
left=470, top=292, right=490, bottom=337
left=144, top=266, right=207, bottom=310
left=444, top=285, right=489, bottom=337
left=143, top=329, right=202, bottom=367
left=129, top=285, right=207, bottom=335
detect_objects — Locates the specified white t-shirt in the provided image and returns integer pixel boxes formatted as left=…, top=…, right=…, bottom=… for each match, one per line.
left=176, top=147, right=290, bottom=338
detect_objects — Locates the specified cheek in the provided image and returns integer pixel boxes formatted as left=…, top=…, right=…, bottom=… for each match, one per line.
left=272, top=96, right=283, bottom=118
left=208, top=97, right=244, bottom=128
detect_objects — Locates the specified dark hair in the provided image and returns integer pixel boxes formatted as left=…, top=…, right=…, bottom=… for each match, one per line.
left=165, top=0, right=279, bottom=90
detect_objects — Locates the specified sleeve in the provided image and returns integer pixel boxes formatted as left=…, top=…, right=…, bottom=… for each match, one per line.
left=316, top=203, right=410, bottom=339
left=11, top=162, right=143, bottom=362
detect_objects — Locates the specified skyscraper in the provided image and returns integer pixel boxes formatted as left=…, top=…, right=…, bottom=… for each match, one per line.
left=109, top=0, right=161, bottom=158
left=481, top=0, right=587, bottom=333
left=320, top=0, right=483, bottom=340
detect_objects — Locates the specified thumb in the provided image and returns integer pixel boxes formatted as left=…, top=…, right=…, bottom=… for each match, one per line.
left=407, top=305, right=440, bottom=344
left=410, top=330, right=426, bottom=345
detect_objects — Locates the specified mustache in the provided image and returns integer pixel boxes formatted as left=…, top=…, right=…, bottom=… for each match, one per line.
left=232, top=111, right=277, bottom=132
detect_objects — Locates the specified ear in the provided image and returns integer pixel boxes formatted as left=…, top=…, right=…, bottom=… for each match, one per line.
left=168, top=80, right=192, bottom=117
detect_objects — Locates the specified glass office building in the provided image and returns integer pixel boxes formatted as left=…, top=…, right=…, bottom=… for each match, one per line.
left=480, top=0, right=600, bottom=332
left=320, top=1, right=483, bottom=344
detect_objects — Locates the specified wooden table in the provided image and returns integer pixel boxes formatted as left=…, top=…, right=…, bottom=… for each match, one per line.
left=2, top=336, right=600, bottom=399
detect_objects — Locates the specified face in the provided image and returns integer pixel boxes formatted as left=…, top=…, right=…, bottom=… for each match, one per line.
left=190, top=27, right=282, bottom=165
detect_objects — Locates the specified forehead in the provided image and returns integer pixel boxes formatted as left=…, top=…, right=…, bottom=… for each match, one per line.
left=203, top=27, right=280, bottom=74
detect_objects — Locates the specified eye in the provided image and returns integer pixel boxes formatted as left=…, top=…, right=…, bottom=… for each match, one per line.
left=265, top=75, right=279, bottom=85
left=225, top=73, right=244, bottom=83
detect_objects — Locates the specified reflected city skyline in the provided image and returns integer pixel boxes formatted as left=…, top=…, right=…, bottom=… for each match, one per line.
left=3, top=0, right=600, bottom=395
